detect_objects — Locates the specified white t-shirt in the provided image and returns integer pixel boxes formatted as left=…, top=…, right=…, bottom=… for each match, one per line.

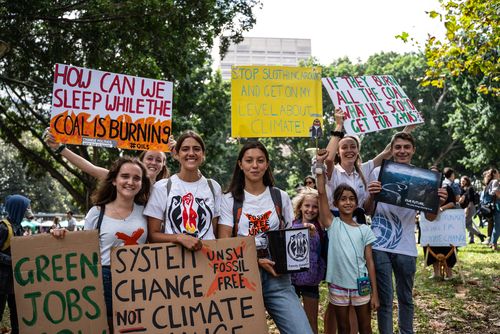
left=67, top=217, right=77, bottom=231
left=327, top=160, right=374, bottom=210
left=144, top=175, right=221, bottom=240
left=219, top=187, right=293, bottom=249
left=369, top=167, right=418, bottom=257
left=85, top=203, right=148, bottom=265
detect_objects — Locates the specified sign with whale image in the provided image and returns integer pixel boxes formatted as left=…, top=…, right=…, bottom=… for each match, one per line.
left=375, top=160, right=441, bottom=214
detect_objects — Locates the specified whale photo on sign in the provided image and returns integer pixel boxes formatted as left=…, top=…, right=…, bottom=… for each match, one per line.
left=375, top=160, right=441, bottom=214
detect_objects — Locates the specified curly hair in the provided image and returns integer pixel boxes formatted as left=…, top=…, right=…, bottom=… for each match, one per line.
left=292, top=188, right=319, bottom=220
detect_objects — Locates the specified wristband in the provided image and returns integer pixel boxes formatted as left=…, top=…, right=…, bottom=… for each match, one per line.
left=54, top=144, right=66, bottom=154
left=314, top=163, right=326, bottom=175
left=330, top=130, right=344, bottom=138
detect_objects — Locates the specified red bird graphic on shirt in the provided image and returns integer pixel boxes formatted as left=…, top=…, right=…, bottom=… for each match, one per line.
left=115, top=228, right=145, bottom=245
left=245, top=211, right=272, bottom=235
left=182, top=193, right=198, bottom=234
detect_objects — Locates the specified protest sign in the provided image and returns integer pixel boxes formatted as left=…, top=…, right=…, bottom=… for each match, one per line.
left=322, top=75, right=424, bottom=135
left=11, top=231, right=108, bottom=334
left=111, top=237, right=267, bottom=334
left=266, top=227, right=310, bottom=274
left=375, top=160, right=441, bottom=214
left=231, top=65, right=323, bottom=137
left=50, top=63, right=173, bottom=151
left=420, top=209, right=466, bottom=247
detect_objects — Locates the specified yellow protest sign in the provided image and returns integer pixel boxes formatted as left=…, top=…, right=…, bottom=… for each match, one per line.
left=231, top=66, right=322, bottom=138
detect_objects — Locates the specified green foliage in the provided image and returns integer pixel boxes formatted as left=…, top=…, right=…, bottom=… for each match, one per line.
left=423, top=0, right=500, bottom=96
left=422, top=0, right=500, bottom=171
left=0, top=0, right=260, bottom=210
left=0, top=138, right=74, bottom=213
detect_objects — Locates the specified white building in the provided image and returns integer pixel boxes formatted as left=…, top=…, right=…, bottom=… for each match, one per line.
left=219, top=37, right=311, bottom=80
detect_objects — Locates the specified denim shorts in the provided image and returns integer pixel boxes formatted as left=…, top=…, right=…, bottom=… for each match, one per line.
left=102, top=265, right=112, bottom=317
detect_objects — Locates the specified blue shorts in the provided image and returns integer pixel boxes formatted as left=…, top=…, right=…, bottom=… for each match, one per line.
left=293, top=284, right=320, bottom=299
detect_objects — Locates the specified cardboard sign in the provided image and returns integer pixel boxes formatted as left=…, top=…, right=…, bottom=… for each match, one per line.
left=231, top=66, right=323, bottom=137
left=50, top=63, right=173, bottom=151
left=11, top=231, right=108, bottom=334
left=111, top=237, right=267, bottom=334
left=420, top=209, right=466, bottom=247
left=322, top=75, right=424, bottom=135
left=266, top=228, right=310, bottom=274
left=375, top=160, right=441, bottom=214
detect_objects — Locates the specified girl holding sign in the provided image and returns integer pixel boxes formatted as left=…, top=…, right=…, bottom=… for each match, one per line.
left=315, top=149, right=379, bottom=334
left=325, top=108, right=415, bottom=217
left=144, top=130, right=222, bottom=250
left=45, top=129, right=170, bottom=185
left=218, top=141, right=314, bottom=334
left=52, top=156, right=150, bottom=330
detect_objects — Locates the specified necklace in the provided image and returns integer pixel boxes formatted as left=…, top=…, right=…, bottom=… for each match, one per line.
left=109, top=203, right=133, bottom=221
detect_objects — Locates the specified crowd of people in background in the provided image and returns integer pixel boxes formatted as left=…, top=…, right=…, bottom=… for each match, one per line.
left=1, top=118, right=498, bottom=334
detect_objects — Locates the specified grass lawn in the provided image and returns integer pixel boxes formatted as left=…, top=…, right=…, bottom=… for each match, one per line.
left=269, top=225, right=500, bottom=334
left=2, top=228, right=499, bottom=333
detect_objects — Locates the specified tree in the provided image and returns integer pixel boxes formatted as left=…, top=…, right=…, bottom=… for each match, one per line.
left=422, top=0, right=499, bottom=171
left=0, top=138, right=75, bottom=213
left=422, top=0, right=499, bottom=96
left=0, top=0, right=260, bottom=210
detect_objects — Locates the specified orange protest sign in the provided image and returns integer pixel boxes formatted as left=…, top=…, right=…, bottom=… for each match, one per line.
left=50, top=64, right=173, bottom=151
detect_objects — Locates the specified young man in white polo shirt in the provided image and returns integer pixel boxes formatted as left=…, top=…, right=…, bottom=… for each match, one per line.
left=365, top=132, right=447, bottom=334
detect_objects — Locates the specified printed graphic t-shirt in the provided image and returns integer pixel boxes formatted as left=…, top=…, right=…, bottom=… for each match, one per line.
left=85, top=203, right=147, bottom=265
left=144, top=175, right=222, bottom=240
left=369, top=166, right=419, bottom=257
left=219, top=187, right=293, bottom=249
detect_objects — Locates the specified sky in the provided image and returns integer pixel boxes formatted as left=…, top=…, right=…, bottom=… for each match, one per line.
left=238, top=0, right=445, bottom=64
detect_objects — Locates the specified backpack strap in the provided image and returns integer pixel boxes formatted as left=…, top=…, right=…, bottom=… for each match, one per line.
left=0, top=219, right=14, bottom=252
left=206, top=178, right=216, bottom=203
left=96, top=205, right=105, bottom=233
left=269, top=186, right=285, bottom=230
left=232, top=197, right=243, bottom=237
left=162, top=178, right=173, bottom=233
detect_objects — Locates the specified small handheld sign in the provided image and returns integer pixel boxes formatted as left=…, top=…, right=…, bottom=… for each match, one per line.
left=266, top=227, right=310, bottom=274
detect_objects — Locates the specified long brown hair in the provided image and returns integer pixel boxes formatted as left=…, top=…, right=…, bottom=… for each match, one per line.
left=226, top=141, right=275, bottom=202
left=91, top=157, right=150, bottom=206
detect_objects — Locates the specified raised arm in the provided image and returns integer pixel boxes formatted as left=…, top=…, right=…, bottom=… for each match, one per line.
left=45, top=129, right=108, bottom=180
left=324, top=107, right=344, bottom=179
left=315, top=149, right=334, bottom=229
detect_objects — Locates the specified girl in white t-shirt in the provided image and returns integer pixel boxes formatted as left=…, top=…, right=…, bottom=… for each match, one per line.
left=51, top=156, right=151, bottom=332
left=218, top=141, right=313, bottom=334
left=316, top=149, right=379, bottom=334
left=144, top=130, right=222, bottom=250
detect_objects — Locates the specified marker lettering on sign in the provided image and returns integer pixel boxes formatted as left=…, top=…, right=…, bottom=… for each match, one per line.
left=53, top=64, right=92, bottom=88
